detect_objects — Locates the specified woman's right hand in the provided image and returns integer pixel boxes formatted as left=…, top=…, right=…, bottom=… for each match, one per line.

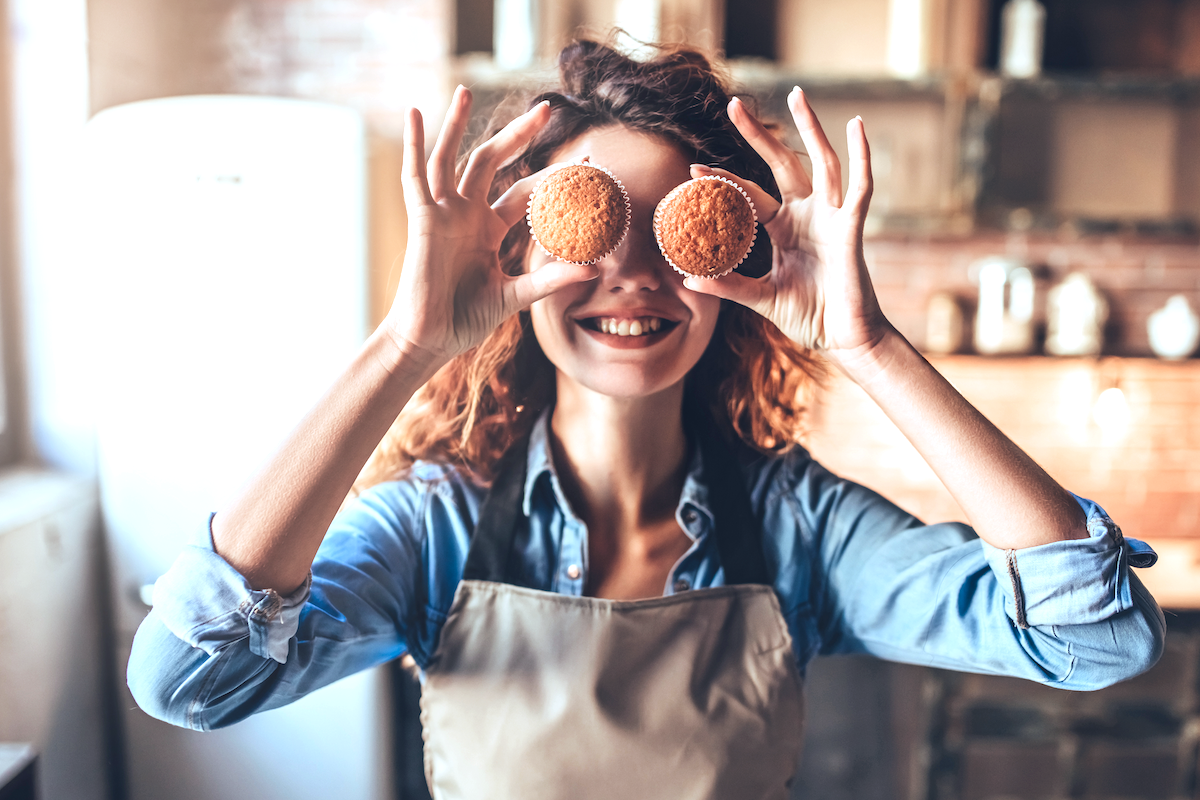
left=386, top=87, right=599, bottom=365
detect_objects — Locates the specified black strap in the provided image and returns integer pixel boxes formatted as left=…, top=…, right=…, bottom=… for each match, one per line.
left=683, top=400, right=769, bottom=586
left=461, top=438, right=530, bottom=583
left=463, top=407, right=769, bottom=587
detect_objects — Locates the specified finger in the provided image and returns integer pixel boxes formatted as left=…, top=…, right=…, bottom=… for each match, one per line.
left=689, top=164, right=781, bottom=225
left=428, top=85, right=472, bottom=202
left=402, top=108, right=434, bottom=208
left=504, top=260, right=599, bottom=310
left=788, top=87, right=843, bottom=206
left=844, top=116, right=874, bottom=221
left=491, top=164, right=559, bottom=228
left=727, top=96, right=813, bottom=199
left=682, top=272, right=775, bottom=319
left=458, top=101, right=551, bottom=200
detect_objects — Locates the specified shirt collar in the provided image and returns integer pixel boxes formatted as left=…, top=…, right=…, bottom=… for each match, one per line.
left=676, top=444, right=712, bottom=541
left=522, top=409, right=566, bottom=518
left=521, top=407, right=714, bottom=541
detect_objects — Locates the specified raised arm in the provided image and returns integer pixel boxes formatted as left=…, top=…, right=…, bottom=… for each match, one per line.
left=210, top=88, right=597, bottom=593
left=687, top=89, right=1086, bottom=551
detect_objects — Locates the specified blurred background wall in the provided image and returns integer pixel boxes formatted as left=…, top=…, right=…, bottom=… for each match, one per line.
left=2, top=1, right=1200, bottom=799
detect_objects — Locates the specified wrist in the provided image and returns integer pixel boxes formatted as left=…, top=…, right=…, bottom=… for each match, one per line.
left=370, top=326, right=448, bottom=388
left=825, top=323, right=911, bottom=388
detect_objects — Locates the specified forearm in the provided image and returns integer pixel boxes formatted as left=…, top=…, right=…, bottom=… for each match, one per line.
left=211, top=327, right=443, bottom=592
left=837, top=326, right=1087, bottom=549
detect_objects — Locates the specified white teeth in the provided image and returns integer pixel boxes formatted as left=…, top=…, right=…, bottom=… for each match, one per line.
left=595, top=316, right=666, bottom=336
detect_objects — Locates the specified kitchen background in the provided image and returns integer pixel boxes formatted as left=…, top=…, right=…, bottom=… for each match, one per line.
left=1, top=0, right=1199, bottom=799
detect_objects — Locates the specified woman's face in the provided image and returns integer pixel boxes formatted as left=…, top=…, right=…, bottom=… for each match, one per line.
left=527, top=126, right=722, bottom=400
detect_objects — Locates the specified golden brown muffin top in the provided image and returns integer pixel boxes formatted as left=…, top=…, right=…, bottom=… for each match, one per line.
left=528, top=164, right=629, bottom=265
left=654, top=177, right=756, bottom=278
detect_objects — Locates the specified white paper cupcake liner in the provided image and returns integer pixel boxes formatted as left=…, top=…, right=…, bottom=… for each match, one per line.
left=653, top=174, right=758, bottom=280
left=526, top=159, right=631, bottom=266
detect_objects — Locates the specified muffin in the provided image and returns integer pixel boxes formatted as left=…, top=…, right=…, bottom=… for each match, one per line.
left=527, top=162, right=630, bottom=265
left=653, top=176, right=757, bottom=279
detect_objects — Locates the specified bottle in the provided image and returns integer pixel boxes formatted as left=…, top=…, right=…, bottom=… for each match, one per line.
left=1000, top=0, right=1046, bottom=79
left=1148, top=295, right=1200, bottom=360
left=973, top=257, right=1035, bottom=355
left=1046, top=273, right=1107, bottom=357
left=925, top=293, right=966, bottom=355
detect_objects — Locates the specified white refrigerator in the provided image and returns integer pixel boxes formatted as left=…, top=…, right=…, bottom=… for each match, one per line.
left=85, top=95, right=394, bottom=800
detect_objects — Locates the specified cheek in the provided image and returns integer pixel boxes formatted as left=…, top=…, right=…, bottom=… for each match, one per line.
left=529, top=299, right=554, bottom=350
left=526, top=246, right=567, bottom=349
left=690, top=296, right=723, bottom=344
left=528, top=289, right=578, bottom=358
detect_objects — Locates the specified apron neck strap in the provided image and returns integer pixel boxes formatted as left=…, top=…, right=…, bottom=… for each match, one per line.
left=684, top=398, right=769, bottom=586
left=463, top=403, right=769, bottom=587
left=461, top=437, right=528, bottom=584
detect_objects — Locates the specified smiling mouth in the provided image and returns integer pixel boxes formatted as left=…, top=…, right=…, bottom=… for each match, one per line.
left=578, top=316, right=678, bottom=337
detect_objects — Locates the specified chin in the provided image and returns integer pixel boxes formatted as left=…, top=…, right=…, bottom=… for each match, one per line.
left=561, top=365, right=688, bottom=401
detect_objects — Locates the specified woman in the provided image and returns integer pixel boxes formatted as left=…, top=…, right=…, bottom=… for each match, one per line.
left=129, top=40, right=1164, bottom=799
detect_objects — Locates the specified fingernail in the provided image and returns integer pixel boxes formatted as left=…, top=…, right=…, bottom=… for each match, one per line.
left=691, top=164, right=714, bottom=174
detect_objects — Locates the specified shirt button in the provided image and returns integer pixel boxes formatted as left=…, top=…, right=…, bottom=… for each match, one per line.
left=566, top=564, right=581, bottom=580
left=673, top=578, right=691, bottom=593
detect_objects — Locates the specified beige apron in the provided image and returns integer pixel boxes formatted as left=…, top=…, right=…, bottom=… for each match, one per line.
left=419, top=411, right=805, bottom=799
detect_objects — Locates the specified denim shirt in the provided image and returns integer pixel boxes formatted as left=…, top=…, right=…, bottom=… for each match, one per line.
left=128, top=412, right=1165, bottom=731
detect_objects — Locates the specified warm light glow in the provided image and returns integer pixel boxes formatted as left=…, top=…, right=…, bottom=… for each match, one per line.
left=1093, top=387, right=1129, bottom=433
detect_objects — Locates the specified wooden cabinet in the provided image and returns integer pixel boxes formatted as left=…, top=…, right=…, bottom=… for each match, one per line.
left=454, top=0, right=1200, bottom=234
left=974, top=76, right=1200, bottom=232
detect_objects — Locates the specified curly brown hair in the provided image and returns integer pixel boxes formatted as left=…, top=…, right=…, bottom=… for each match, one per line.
left=356, top=38, right=825, bottom=490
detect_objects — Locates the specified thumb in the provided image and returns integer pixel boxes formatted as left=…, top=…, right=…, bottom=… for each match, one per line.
left=505, top=260, right=599, bottom=311
left=682, top=272, right=775, bottom=319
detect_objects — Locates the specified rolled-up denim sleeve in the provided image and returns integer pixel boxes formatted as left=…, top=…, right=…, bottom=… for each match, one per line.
left=149, top=523, right=312, bottom=665
left=127, top=481, right=427, bottom=730
left=785, top=456, right=1165, bottom=691
left=978, top=495, right=1159, bottom=630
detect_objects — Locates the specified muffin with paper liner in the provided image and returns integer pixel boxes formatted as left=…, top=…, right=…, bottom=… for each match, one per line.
left=653, top=175, right=758, bottom=279
left=527, top=160, right=631, bottom=265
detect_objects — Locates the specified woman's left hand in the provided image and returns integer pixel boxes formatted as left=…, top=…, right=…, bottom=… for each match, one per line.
left=683, top=89, right=889, bottom=372
left=696, top=91, right=1093, bottom=549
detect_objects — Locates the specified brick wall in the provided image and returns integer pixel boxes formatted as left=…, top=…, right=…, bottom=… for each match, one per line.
left=804, top=354, right=1200, bottom=606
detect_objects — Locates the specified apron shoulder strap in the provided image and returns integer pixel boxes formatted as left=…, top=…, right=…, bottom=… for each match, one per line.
left=461, top=436, right=530, bottom=584
left=685, top=400, right=770, bottom=586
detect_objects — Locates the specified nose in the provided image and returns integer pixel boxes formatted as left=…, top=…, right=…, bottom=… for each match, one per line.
left=595, top=230, right=663, bottom=293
